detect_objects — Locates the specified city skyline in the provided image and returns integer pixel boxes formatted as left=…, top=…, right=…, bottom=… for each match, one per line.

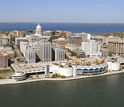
left=0, top=0, right=124, bottom=23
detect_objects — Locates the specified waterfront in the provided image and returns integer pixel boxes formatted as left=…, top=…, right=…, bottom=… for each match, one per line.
left=0, top=72, right=124, bottom=107
left=1, top=23, right=124, bottom=34
left=0, top=70, right=124, bottom=85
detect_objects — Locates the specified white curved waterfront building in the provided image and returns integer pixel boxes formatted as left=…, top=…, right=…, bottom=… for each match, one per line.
left=12, top=71, right=27, bottom=81
left=107, top=62, right=120, bottom=71
left=51, top=64, right=108, bottom=77
left=51, top=65, right=73, bottom=77
left=76, top=64, right=108, bottom=75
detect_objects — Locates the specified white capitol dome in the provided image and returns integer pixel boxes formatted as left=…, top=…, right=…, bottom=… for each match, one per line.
left=36, top=23, right=42, bottom=31
left=35, top=23, right=42, bottom=35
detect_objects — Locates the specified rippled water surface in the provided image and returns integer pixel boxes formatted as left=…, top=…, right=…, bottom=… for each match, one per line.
left=0, top=73, right=124, bottom=107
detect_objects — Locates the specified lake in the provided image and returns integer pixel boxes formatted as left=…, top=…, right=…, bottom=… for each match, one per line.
left=0, top=73, right=124, bottom=107
left=0, top=23, right=124, bottom=34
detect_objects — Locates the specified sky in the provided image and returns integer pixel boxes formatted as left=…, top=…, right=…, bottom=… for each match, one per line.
left=0, top=0, right=124, bottom=23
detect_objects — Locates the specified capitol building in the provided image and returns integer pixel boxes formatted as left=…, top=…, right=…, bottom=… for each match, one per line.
left=25, top=23, right=50, bottom=39
left=35, top=23, right=42, bottom=35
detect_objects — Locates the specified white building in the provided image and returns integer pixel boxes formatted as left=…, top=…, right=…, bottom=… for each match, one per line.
left=15, top=37, right=28, bottom=48
left=25, top=48, right=36, bottom=64
left=107, top=61, right=120, bottom=71
left=12, top=63, right=48, bottom=81
left=82, top=40, right=102, bottom=57
left=26, top=23, right=50, bottom=39
left=35, top=23, right=42, bottom=35
left=54, top=48, right=65, bottom=61
left=20, top=41, right=28, bottom=57
left=51, top=65, right=73, bottom=77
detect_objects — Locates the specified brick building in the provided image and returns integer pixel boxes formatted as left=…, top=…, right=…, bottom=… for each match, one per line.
left=108, top=40, right=124, bottom=55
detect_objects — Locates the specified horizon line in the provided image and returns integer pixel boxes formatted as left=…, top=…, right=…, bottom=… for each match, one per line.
left=0, top=22, right=124, bottom=25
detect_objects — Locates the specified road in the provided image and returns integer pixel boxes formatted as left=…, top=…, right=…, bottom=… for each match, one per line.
left=13, top=44, right=22, bottom=57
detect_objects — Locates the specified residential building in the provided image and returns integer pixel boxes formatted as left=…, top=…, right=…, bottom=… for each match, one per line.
left=108, top=40, right=124, bottom=55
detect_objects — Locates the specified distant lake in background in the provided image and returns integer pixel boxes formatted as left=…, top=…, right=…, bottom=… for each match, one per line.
left=0, top=23, right=124, bottom=34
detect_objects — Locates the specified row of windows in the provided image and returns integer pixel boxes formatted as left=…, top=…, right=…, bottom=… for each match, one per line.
left=76, top=67, right=107, bottom=74
left=28, top=69, right=44, bottom=72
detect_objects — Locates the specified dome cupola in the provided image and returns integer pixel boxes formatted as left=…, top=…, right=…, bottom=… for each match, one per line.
left=36, top=23, right=42, bottom=35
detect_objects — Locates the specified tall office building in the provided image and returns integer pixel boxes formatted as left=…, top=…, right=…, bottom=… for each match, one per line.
left=38, top=41, right=52, bottom=62
left=54, top=48, right=65, bottom=61
left=25, top=48, right=36, bottom=64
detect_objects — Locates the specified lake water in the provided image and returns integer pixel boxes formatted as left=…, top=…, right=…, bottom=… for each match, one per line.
left=0, top=23, right=124, bottom=34
left=0, top=73, right=124, bottom=107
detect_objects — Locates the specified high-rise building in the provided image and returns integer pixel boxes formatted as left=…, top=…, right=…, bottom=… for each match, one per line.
left=25, top=48, right=36, bottom=64
left=0, top=53, right=8, bottom=68
left=20, top=41, right=28, bottom=57
left=82, top=40, right=101, bottom=57
left=38, top=41, right=52, bottom=62
left=54, top=48, right=65, bottom=61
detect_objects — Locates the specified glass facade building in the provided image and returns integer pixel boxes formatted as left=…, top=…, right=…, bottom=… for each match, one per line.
left=76, top=65, right=108, bottom=75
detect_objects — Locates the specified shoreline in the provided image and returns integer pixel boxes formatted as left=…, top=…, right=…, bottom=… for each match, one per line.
left=0, top=70, right=124, bottom=85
